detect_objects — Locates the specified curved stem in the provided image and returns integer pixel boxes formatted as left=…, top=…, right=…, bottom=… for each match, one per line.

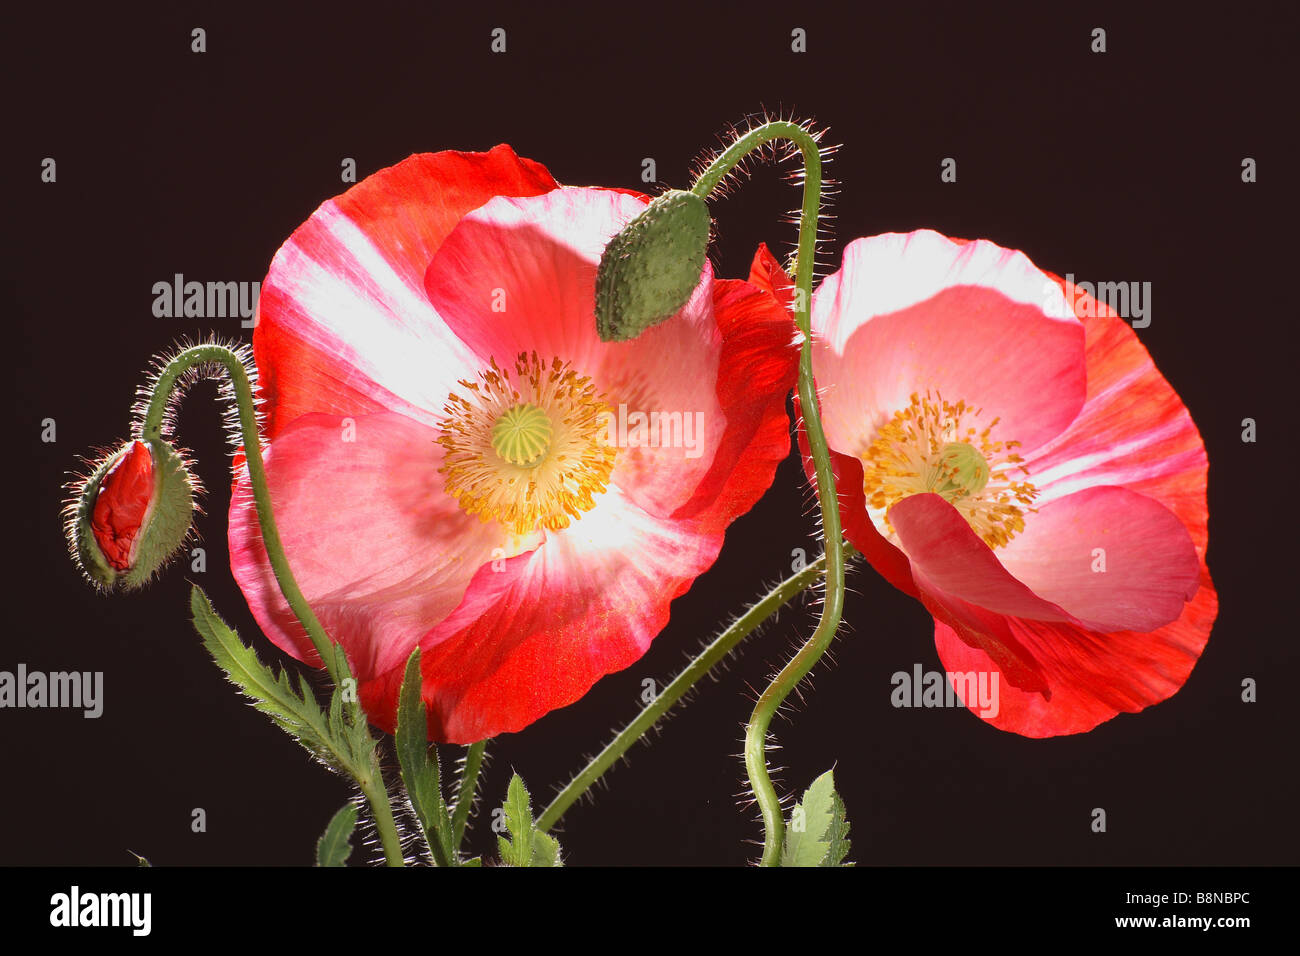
left=694, top=120, right=847, bottom=866
left=140, top=346, right=345, bottom=687
left=537, top=539, right=854, bottom=834
left=452, top=740, right=487, bottom=854
left=141, top=344, right=405, bottom=868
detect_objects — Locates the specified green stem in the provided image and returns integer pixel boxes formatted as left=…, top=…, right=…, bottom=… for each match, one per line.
left=356, top=763, right=407, bottom=868
left=694, top=120, right=847, bottom=866
left=452, top=740, right=487, bottom=853
left=537, top=539, right=854, bottom=834
left=140, top=344, right=405, bottom=868
left=140, top=346, right=345, bottom=687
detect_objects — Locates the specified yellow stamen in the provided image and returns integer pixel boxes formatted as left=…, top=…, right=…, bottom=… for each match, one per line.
left=438, top=352, right=617, bottom=535
left=860, top=391, right=1037, bottom=549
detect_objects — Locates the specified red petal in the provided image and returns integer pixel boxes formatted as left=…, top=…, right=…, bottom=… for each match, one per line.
left=670, top=275, right=798, bottom=531
left=91, top=440, right=154, bottom=571
left=932, top=562, right=1217, bottom=736
left=253, top=146, right=559, bottom=443
left=357, top=487, right=725, bottom=743
left=747, top=242, right=796, bottom=312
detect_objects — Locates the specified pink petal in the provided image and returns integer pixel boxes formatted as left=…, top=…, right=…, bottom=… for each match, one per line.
left=228, top=411, right=529, bottom=682
left=995, top=486, right=1200, bottom=633
left=1022, top=276, right=1210, bottom=556
left=811, top=231, right=1086, bottom=458
left=423, top=188, right=653, bottom=372
left=888, top=492, right=1074, bottom=624
left=356, top=486, right=724, bottom=743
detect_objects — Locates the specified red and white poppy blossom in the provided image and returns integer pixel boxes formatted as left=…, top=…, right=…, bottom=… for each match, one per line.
left=228, top=146, right=798, bottom=744
left=786, top=230, right=1216, bottom=737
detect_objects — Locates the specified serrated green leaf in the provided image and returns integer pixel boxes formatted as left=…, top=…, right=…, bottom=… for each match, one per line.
left=190, top=585, right=360, bottom=776
left=326, top=676, right=344, bottom=742
left=345, top=705, right=377, bottom=767
left=821, top=792, right=853, bottom=867
left=395, top=648, right=453, bottom=864
left=497, top=774, right=563, bottom=867
left=781, top=769, right=838, bottom=867
left=316, top=803, right=358, bottom=867
left=530, top=829, right=562, bottom=867
left=497, top=774, right=533, bottom=867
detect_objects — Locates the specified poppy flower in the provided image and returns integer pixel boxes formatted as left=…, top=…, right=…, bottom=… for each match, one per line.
left=782, top=230, right=1216, bottom=737
left=227, top=146, right=798, bottom=744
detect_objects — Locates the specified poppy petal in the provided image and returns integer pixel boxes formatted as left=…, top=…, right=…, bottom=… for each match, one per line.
left=228, top=411, right=530, bottom=681
left=254, top=146, right=559, bottom=441
left=424, top=188, right=797, bottom=525
left=356, top=485, right=724, bottom=743
left=811, top=231, right=1086, bottom=459
left=995, top=485, right=1200, bottom=633
left=932, top=562, right=1217, bottom=736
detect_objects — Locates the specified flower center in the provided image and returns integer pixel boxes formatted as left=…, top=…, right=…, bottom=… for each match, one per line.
left=491, top=402, right=552, bottom=467
left=860, top=391, right=1037, bottom=549
left=925, top=442, right=990, bottom=500
left=438, top=352, right=617, bottom=535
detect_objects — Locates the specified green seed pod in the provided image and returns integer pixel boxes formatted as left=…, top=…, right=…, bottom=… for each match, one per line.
left=595, top=189, right=711, bottom=342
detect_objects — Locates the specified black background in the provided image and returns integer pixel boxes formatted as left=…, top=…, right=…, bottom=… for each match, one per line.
left=5, top=1, right=1296, bottom=873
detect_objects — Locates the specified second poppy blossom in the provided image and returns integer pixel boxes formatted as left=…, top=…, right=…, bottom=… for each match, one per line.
left=782, top=229, right=1216, bottom=737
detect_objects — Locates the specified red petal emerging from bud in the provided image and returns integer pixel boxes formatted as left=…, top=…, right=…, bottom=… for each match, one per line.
left=90, top=440, right=155, bottom=571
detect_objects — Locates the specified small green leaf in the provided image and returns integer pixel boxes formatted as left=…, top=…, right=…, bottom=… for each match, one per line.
left=781, top=769, right=851, bottom=867
left=496, top=773, right=562, bottom=867
left=822, top=792, right=853, bottom=867
left=529, top=829, right=562, bottom=868
left=316, top=803, right=358, bottom=867
left=190, top=586, right=360, bottom=777
left=396, top=648, right=453, bottom=865
left=127, top=850, right=151, bottom=867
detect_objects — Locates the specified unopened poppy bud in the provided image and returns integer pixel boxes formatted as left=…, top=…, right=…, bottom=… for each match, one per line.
left=67, top=438, right=197, bottom=591
left=595, top=189, right=711, bottom=342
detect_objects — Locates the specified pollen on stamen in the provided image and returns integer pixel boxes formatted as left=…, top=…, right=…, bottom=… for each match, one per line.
left=860, top=391, right=1038, bottom=549
left=438, top=352, right=617, bottom=535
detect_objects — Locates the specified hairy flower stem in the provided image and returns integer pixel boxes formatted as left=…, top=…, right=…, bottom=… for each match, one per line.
left=538, top=539, right=854, bottom=834
left=140, top=344, right=405, bottom=868
left=452, top=740, right=487, bottom=852
left=693, top=120, right=847, bottom=865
